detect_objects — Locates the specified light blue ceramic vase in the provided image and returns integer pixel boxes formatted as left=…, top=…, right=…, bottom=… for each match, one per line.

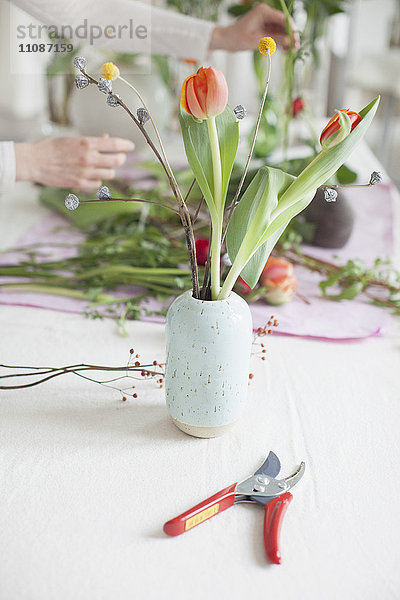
left=165, top=290, right=253, bottom=438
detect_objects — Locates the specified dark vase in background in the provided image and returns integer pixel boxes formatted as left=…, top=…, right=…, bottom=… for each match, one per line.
left=303, top=189, right=355, bottom=249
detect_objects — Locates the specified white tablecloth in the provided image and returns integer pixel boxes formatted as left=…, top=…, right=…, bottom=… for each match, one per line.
left=1, top=144, right=400, bottom=600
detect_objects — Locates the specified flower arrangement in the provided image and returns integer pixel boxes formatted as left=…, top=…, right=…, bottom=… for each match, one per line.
left=68, top=40, right=380, bottom=304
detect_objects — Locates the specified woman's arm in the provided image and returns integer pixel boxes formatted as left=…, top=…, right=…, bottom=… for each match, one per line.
left=0, top=142, right=17, bottom=192
left=11, top=0, right=214, bottom=62
left=14, top=135, right=134, bottom=190
left=11, top=0, right=294, bottom=62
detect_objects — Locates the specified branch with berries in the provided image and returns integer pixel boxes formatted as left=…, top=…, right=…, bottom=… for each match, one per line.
left=0, top=324, right=277, bottom=396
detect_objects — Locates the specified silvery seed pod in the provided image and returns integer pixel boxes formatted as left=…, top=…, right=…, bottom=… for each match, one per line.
left=98, top=77, right=112, bottom=94
left=73, top=56, right=87, bottom=70
left=65, top=194, right=80, bottom=211
left=233, top=104, right=247, bottom=120
left=106, top=93, right=121, bottom=108
left=74, top=73, right=89, bottom=90
left=323, top=188, right=338, bottom=203
left=137, top=107, right=149, bottom=125
left=369, top=171, right=382, bottom=185
left=221, top=253, right=232, bottom=267
left=97, top=186, right=111, bottom=200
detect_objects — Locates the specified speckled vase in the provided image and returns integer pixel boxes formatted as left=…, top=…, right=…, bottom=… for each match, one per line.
left=165, top=290, right=253, bottom=438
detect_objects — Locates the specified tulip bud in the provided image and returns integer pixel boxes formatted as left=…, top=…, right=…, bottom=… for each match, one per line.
left=180, top=67, right=228, bottom=122
left=320, top=109, right=361, bottom=149
left=260, top=257, right=297, bottom=305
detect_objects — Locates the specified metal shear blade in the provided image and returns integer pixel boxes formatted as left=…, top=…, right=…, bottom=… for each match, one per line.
left=236, top=460, right=305, bottom=504
left=255, top=450, right=281, bottom=479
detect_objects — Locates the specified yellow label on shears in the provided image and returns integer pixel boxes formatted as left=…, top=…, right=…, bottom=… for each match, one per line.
left=185, top=504, right=219, bottom=531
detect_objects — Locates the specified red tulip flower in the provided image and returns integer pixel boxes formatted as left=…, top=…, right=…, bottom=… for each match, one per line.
left=180, top=67, right=228, bottom=121
left=292, top=96, right=304, bottom=118
left=260, top=257, right=297, bottom=305
left=320, top=109, right=361, bottom=147
left=195, top=238, right=209, bottom=266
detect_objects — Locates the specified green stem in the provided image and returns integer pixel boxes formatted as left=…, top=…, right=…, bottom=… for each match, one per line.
left=222, top=51, right=272, bottom=243
left=218, top=244, right=249, bottom=300
left=210, top=218, right=223, bottom=300
left=207, top=116, right=223, bottom=299
left=1, top=284, right=115, bottom=302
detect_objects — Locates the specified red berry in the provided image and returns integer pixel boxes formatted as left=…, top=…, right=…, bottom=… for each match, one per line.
left=133, top=393, right=138, bottom=398
left=135, top=361, right=140, bottom=367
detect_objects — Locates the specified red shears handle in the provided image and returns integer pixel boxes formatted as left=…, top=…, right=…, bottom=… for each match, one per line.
left=263, top=491, right=293, bottom=564
left=163, top=483, right=238, bottom=536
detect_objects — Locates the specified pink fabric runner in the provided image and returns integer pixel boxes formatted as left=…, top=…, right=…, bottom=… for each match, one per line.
left=0, top=183, right=396, bottom=341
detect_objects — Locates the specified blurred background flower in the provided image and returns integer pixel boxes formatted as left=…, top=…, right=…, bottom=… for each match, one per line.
left=260, top=256, right=297, bottom=305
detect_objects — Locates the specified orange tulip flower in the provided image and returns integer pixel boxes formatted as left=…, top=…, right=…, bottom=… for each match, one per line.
left=180, top=66, right=228, bottom=121
left=260, top=257, right=297, bottom=305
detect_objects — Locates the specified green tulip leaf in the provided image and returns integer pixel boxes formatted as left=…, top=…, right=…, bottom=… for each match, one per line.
left=179, top=106, right=239, bottom=217
left=239, top=225, right=287, bottom=288
left=226, top=166, right=295, bottom=288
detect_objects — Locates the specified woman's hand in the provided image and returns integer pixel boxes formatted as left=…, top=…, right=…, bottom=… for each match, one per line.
left=15, top=134, right=134, bottom=190
left=210, top=4, right=299, bottom=53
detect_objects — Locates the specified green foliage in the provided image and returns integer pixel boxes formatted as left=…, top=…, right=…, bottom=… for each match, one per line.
left=0, top=206, right=193, bottom=330
left=166, top=0, right=223, bottom=20
left=319, top=257, right=400, bottom=309
left=335, top=164, right=358, bottom=185
left=222, top=97, right=379, bottom=293
left=227, top=4, right=250, bottom=17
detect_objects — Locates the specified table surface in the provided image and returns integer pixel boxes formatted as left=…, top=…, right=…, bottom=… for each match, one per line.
left=1, top=143, right=400, bottom=600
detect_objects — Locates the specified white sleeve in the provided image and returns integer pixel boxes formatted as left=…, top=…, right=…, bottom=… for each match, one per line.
left=0, top=142, right=16, bottom=191
left=11, top=0, right=215, bottom=62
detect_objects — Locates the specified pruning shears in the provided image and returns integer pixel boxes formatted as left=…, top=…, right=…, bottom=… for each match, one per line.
left=163, top=451, right=305, bottom=564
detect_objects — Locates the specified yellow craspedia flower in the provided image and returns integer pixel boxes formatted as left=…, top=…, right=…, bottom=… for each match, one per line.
left=258, top=37, right=276, bottom=56
left=100, top=62, right=120, bottom=81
